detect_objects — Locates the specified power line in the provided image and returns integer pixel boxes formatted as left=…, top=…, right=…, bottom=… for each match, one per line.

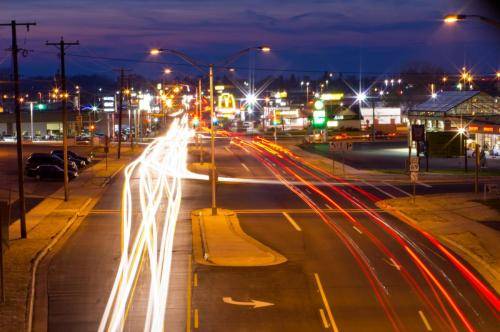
left=28, top=49, right=499, bottom=77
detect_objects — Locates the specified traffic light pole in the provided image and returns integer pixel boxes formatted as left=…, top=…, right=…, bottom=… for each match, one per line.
left=0, top=20, right=36, bottom=238
left=46, top=38, right=79, bottom=202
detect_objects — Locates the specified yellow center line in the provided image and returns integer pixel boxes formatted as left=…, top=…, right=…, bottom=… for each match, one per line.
left=319, top=308, right=330, bottom=328
left=282, top=212, right=302, bottom=231
left=314, top=273, right=340, bottom=332
left=194, top=309, right=199, bottom=329
left=194, top=273, right=198, bottom=287
left=418, top=310, right=432, bottom=331
left=186, top=255, right=193, bottom=332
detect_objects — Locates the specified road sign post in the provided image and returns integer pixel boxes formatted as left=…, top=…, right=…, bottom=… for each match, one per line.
left=329, top=142, right=352, bottom=177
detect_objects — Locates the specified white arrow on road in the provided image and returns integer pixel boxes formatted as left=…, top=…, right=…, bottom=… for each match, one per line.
left=222, top=297, right=274, bottom=308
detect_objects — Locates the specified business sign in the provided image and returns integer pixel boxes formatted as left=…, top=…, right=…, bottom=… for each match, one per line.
left=321, top=93, right=343, bottom=101
left=312, top=110, right=326, bottom=127
left=102, top=96, right=115, bottom=112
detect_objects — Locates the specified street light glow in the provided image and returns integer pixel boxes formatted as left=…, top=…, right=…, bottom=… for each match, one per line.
left=164, top=68, right=172, bottom=74
left=150, top=48, right=161, bottom=55
left=259, top=46, right=271, bottom=53
left=444, top=14, right=460, bottom=23
left=355, top=92, right=367, bottom=103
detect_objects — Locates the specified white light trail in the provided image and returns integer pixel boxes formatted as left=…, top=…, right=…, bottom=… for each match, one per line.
left=99, top=116, right=193, bottom=332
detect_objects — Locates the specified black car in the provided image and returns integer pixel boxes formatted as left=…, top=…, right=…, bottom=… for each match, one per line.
left=51, top=150, right=91, bottom=168
left=25, top=164, right=78, bottom=180
left=26, top=153, right=78, bottom=172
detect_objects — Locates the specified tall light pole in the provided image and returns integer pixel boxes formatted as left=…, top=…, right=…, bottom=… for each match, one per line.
left=209, top=65, right=217, bottom=215
left=150, top=46, right=270, bottom=216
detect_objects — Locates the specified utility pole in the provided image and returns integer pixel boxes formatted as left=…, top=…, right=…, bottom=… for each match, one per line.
left=371, top=99, right=376, bottom=142
left=114, top=68, right=130, bottom=159
left=209, top=65, right=217, bottom=216
left=127, top=76, right=133, bottom=150
left=46, top=37, right=79, bottom=202
left=0, top=20, right=36, bottom=238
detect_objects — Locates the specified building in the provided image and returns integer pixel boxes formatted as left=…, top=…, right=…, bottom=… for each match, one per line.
left=408, top=91, right=499, bottom=152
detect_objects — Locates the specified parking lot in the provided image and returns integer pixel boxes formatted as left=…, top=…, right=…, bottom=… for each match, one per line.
left=0, top=143, right=95, bottom=223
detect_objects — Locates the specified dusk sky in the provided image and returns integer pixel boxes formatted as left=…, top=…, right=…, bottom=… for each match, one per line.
left=2, top=0, right=499, bottom=78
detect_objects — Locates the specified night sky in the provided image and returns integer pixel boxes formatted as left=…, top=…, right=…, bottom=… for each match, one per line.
left=2, top=0, right=499, bottom=78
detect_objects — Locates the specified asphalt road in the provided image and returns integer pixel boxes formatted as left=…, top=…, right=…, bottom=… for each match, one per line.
left=38, top=136, right=499, bottom=331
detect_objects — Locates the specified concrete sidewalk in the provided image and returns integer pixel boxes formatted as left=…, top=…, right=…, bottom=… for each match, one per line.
left=191, top=208, right=287, bottom=266
left=377, top=193, right=500, bottom=293
left=0, top=146, right=140, bottom=332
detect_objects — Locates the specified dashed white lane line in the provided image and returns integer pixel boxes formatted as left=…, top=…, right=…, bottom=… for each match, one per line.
left=382, top=181, right=412, bottom=197
left=360, top=180, right=396, bottom=199
left=352, top=226, right=363, bottom=234
left=305, top=189, right=312, bottom=194
left=282, top=212, right=302, bottom=231
left=418, top=310, right=432, bottom=331
left=314, top=273, right=340, bottom=332
left=324, top=203, right=333, bottom=209
left=417, top=181, right=432, bottom=188
left=241, top=162, right=250, bottom=172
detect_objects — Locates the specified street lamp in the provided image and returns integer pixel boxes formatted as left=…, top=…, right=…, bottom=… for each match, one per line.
left=444, top=14, right=500, bottom=28
left=150, top=45, right=270, bottom=216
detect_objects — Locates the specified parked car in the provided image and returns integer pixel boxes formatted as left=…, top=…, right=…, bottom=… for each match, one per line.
left=51, top=150, right=92, bottom=168
left=25, top=153, right=78, bottom=172
left=2, top=135, right=17, bottom=142
left=25, top=164, right=78, bottom=180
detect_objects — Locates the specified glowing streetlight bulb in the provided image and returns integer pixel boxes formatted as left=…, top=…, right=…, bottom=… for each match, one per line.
left=150, top=48, right=161, bottom=55
left=164, top=68, right=172, bottom=74
left=259, top=46, right=271, bottom=53
left=355, top=92, right=367, bottom=103
left=444, top=14, right=465, bottom=23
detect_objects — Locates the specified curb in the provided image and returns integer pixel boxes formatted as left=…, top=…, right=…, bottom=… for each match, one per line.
left=26, top=158, right=128, bottom=332
left=376, top=200, right=500, bottom=294
left=27, top=197, right=93, bottom=332
left=191, top=208, right=287, bottom=267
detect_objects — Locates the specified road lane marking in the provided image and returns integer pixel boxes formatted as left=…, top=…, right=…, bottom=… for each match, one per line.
left=241, top=162, right=251, bottom=172
left=222, top=297, right=274, bottom=308
left=306, top=189, right=312, bottom=194
left=382, top=181, right=412, bottom=197
left=186, top=255, right=193, bottom=332
left=194, top=273, right=198, bottom=287
left=194, top=309, right=199, bottom=329
left=314, top=273, right=340, bottom=332
left=418, top=310, right=432, bottom=331
left=360, top=180, right=396, bottom=199
left=282, top=212, right=302, bottom=231
left=324, top=204, right=333, bottom=210
left=224, top=146, right=231, bottom=153
left=319, top=309, right=330, bottom=328
left=352, top=226, right=363, bottom=234
left=417, top=181, right=432, bottom=188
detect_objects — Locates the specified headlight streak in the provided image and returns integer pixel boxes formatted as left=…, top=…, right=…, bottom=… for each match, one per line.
left=99, top=116, right=193, bottom=332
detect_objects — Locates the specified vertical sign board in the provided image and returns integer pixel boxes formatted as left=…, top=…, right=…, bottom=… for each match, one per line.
left=411, top=124, right=425, bottom=142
